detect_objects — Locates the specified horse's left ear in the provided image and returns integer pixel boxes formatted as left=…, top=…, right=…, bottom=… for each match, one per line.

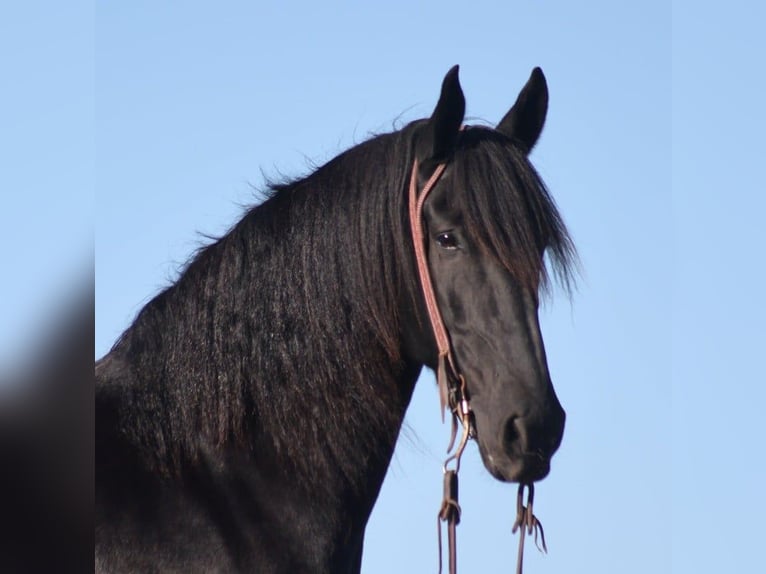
left=417, top=65, right=466, bottom=165
left=496, top=67, right=548, bottom=154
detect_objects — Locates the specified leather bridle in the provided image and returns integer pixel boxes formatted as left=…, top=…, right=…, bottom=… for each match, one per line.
left=407, top=152, right=546, bottom=574
left=407, top=158, right=472, bottom=446
left=408, top=154, right=472, bottom=574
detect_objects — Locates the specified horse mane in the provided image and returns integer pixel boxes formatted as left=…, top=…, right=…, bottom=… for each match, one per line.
left=96, top=122, right=576, bottom=493
left=98, top=126, right=421, bottom=491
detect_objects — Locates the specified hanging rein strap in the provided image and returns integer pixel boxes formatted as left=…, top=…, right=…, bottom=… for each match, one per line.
left=512, top=483, right=547, bottom=574
left=407, top=157, right=545, bottom=574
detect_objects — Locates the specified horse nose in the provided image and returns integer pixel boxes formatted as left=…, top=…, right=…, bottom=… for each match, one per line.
left=502, top=405, right=566, bottom=463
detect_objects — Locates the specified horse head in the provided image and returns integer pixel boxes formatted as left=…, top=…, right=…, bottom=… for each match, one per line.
left=405, top=67, right=572, bottom=483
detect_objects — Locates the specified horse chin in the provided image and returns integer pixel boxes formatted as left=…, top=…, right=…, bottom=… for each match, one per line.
left=477, top=445, right=552, bottom=484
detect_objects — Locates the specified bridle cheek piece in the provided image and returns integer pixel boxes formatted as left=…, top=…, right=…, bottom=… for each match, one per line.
left=407, top=153, right=546, bottom=574
left=407, top=159, right=472, bottom=443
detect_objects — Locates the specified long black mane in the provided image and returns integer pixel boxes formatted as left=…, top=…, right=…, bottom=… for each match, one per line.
left=98, top=126, right=421, bottom=497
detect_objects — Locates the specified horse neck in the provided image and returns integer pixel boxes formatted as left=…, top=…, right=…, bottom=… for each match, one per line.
left=98, top=177, right=424, bottom=553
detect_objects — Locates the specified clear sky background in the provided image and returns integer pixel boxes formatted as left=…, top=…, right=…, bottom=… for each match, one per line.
left=2, top=1, right=764, bottom=573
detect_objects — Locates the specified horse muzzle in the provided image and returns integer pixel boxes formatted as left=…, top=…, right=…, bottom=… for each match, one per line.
left=474, top=403, right=565, bottom=483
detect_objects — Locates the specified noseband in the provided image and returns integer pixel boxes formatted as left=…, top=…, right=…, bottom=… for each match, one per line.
left=407, top=151, right=546, bottom=574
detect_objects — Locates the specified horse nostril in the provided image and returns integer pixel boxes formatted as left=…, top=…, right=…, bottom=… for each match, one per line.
left=503, top=416, right=520, bottom=453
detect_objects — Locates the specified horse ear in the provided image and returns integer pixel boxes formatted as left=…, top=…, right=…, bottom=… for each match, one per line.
left=417, top=65, right=465, bottom=165
left=496, top=67, right=548, bottom=154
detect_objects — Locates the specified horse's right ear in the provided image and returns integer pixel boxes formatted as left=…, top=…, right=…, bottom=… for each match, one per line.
left=416, top=65, right=465, bottom=167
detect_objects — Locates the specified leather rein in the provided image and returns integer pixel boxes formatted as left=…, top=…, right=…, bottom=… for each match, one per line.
left=407, top=154, right=546, bottom=574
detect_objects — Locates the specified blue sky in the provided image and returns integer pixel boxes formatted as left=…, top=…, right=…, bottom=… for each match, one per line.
left=3, top=1, right=764, bottom=572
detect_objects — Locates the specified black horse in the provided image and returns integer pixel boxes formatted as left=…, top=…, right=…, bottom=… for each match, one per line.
left=96, top=66, right=576, bottom=573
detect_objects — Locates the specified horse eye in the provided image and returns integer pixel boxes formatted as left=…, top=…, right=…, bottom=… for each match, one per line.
left=435, top=232, right=460, bottom=250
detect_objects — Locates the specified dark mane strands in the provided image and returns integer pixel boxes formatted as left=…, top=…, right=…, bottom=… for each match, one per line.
left=102, top=127, right=424, bottom=495
left=451, top=127, right=576, bottom=295
left=99, top=121, right=575, bottom=497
